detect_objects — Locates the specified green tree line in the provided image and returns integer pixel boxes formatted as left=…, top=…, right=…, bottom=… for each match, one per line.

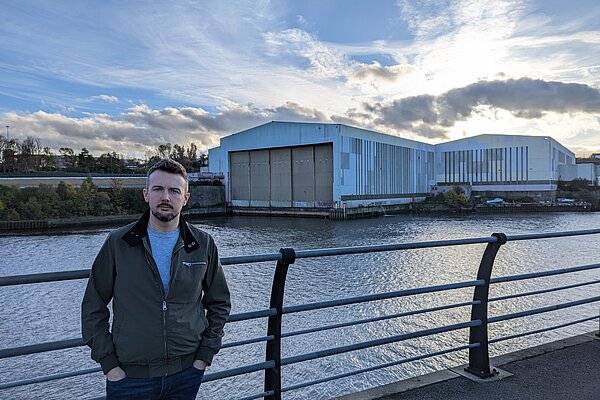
left=0, top=134, right=207, bottom=174
left=0, top=178, right=147, bottom=220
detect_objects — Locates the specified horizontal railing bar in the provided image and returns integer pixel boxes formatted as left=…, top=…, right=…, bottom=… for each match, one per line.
left=491, top=263, right=600, bottom=284
left=0, top=241, right=494, bottom=287
left=227, top=308, right=276, bottom=322
left=0, top=269, right=90, bottom=286
left=221, top=335, right=274, bottom=349
left=490, top=315, right=600, bottom=344
left=0, top=310, right=274, bottom=358
left=293, top=237, right=497, bottom=259
left=221, top=253, right=282, bottom=265
left=0, top=338, right=84, bottom=359
left=4, top=228, right=599, bottom=287
left=490, top=280, right=600, bottom=302
left=506, top=228, right=600, bottom=242
left=202, top=361, right=275, bottom=382
left=282, top=343, right=479, bottom=393
left=237, top=391, right=275, bottom=400
left=489, top=296, right=600, bottom=324
left=0, top=360, right=276, bottom=391
left=0, top=366, right=101, bottom=390
left=281, top=320, right=480, bottom=366
left=282, top=300, right=479, bottom=339
left=283, top=280, right=483, bottom=314
left=167, top=235, right=503, bottom=267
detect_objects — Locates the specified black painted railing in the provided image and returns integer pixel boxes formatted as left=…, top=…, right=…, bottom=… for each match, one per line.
left=1, top=229, right=600, bottom=399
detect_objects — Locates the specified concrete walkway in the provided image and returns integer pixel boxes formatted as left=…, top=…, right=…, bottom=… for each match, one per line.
left=336, top=332, right=600, bottom=400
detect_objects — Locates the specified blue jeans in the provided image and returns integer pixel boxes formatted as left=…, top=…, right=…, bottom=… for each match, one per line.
left=106, top=366, right=205, bottom=400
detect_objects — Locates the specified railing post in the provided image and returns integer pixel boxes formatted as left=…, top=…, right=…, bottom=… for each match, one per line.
left=264, top=248, right=296, bottom=400
left=465, top=232, right=507, bottom=378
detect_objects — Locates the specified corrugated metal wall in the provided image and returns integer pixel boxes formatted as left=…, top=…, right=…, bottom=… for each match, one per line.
left=230, top=143, right=333, bottom=208
left=441, top=146, right=530, bottom=184
left=340, top=137, right=433, bottom=197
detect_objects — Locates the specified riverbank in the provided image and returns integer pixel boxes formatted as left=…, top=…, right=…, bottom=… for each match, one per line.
left=2, top=203, right=597, bottom=232
left=0, top=206, right=228, bottom=233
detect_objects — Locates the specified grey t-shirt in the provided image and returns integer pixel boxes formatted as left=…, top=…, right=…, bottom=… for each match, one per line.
left=147, top=225, right=180, bottom=297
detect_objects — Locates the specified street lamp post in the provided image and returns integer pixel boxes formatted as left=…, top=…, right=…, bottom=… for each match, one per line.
left=2, top=126, right=8, bottom=173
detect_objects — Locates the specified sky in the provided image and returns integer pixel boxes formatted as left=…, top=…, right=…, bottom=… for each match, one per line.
left=1, top=0, right=599, bottom=158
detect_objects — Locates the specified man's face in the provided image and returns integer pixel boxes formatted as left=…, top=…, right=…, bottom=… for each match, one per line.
left=143, top=170, right=190, bottom=223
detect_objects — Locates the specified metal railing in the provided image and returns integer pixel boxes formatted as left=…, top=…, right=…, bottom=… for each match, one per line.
left=1, top=229, right=600, bottom=399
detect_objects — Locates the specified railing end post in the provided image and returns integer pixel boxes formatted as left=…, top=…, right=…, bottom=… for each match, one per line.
left=466, top=232, right=507, bottom=380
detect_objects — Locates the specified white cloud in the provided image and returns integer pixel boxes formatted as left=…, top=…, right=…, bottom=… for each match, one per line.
left=88, top=95, right=119, bottom=103
left=0, top=101, right=332, bottom=156
left=263, top=28, right=349, bottom=79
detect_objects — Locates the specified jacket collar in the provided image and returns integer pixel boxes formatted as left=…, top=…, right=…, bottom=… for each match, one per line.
left=122, top=210, right=200, bottom=253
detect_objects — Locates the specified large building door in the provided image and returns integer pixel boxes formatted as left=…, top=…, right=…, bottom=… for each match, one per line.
left=270, top=147, right=292, bottom=207
left=229, top=143, right=333, bottom=208
left=249, top=149, right=270, bottom=207
left=230, top=151, right=250, bottom=206
left=292, top=146, right=315, bottom=207
left=315, top=143, right=334, bottom=207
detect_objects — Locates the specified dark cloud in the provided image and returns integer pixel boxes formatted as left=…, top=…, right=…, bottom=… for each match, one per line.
left=330, top=107, right=374, bottom=127
left=368, top=78, right=600, bottom=139
left=441, top=78, right=600, bottom=118
left=349, top=62, right=417, bottom=82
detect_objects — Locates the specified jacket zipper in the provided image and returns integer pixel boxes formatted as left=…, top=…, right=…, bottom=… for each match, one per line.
left=145, top=241, right=186, bottom=375
left=162, top=243, right=185, bottom=374
left=162, top=299, right=168, bottom=375
left=144, top=248, right=170, bottom=373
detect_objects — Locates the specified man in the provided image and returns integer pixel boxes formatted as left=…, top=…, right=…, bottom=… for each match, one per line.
left=82, top=158, right=231, bottom=399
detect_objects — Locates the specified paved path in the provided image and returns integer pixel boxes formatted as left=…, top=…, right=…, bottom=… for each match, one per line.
left=337, top=333, right=600, bottom=400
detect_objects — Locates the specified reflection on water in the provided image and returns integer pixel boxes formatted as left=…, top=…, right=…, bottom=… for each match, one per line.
left=1, top=213, right=599, bottom=399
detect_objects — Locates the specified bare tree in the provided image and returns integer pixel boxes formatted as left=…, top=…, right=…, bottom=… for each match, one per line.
left=19, top=136, right=41, bottom=173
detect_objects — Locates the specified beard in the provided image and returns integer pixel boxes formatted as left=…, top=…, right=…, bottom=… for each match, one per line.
left=151, top=205, right=178, bottom=222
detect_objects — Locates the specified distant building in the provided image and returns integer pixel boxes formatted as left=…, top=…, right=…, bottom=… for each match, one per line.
left=209, top=121, right=589, bottom=208
left=436, top=135, right=576, bottom=198
left=575, top=155, right=600, bottom=186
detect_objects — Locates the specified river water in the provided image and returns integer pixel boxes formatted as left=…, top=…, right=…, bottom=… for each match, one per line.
left=1, top=212, right=599, bottom=399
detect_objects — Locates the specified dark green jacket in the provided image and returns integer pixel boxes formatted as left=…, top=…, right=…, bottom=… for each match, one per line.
left=81, top=211, right=231, bottom=378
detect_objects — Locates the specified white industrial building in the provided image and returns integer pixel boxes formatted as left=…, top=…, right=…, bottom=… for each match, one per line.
left=209, top=121, right=582, bottom=209
left=435, top=134, right=575, bottom=193
left=209, top=121, right=434, bottom=208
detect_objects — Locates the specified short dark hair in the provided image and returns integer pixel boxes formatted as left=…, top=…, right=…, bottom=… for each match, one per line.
left=146, top=158, right=188, bottom=187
